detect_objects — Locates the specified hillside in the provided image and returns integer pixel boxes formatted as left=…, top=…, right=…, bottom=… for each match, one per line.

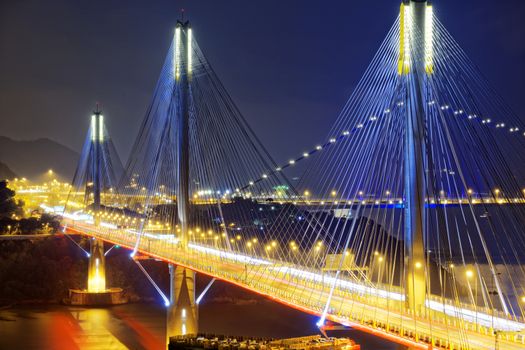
left=0, top=136, right=79, bottom=181
left=0, top=161, right=17, bottom=180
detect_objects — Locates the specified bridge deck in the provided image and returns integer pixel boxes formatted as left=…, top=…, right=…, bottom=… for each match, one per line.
left=66, top=222, right=525, bottom=350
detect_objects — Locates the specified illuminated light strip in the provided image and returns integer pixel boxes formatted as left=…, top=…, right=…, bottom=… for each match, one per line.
left=425, top=5, right=434, bottom=74
left=17, top=189, right=45, bottom=193
left=174, top=27, right=181, bottom=80
left=188, top=243, right=271, bottom=265
left=426, top=300, right=524, bottom=332
left=133, top=259, right=171, bottom=306
left=397, top=3, right=412, bottom=75
left=430, top=102, right=525, bottom=141
left=196, top=278, right=216, bottom=304
left=104, top=244, right=116, bottom=256
left=272, top=266, right=404, bottom=301
left=100, top=221, right=117, bottom=229
left=99, top=114, right=104, bottom=142
left=240, top=121, right=374, bottom=191
left=187, top=28, right=192, bottom=75
left=404, top=4, right=412, bottom=73
left=91, top=114, right=96, bottom=141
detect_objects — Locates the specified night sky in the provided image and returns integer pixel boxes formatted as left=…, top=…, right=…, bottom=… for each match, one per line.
left=1, top=0, right=524, bottom=164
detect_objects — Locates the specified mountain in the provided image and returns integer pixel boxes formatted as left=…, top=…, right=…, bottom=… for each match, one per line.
left=0, top=161, right=17, bottom=180
left=0, top=136, right=79, bottom=181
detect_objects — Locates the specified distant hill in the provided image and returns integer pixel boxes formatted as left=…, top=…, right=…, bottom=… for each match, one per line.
left=0, top=161, right=17, bottom=181
left=0, top=136, right=79, bottom=182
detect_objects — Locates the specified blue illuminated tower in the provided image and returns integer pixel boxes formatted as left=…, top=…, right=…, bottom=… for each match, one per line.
left=400, top=0, right=433, bottom=315
left=166, top=20, right=198, bottom=342
left=87, top=107, right=106, bottom=292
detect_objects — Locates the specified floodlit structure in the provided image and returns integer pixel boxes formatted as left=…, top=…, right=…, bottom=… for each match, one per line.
left=55, top=1, right=525, bottom=349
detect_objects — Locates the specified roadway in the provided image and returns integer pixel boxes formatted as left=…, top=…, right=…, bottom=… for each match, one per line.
left=66, top=221, right=525, bottom=350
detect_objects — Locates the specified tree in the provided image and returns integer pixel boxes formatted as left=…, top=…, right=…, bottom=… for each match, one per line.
left=0, top=180, right=23, bottom=219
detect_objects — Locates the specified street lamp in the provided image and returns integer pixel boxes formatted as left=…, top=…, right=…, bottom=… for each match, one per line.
left=466, top=269, right=478, bottom=327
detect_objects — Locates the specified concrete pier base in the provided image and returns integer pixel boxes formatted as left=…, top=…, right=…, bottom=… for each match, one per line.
left=167, top=265, right=198, bottom=344
left=67, top=287, right=128, bottom=305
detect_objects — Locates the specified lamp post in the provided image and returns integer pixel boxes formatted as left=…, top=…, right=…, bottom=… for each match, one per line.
left=466, top=269, right=477, bottom=328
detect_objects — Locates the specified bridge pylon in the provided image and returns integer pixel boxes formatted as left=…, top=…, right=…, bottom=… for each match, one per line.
left=87, top=108, right=107, bottom=292
left=400, top=0, right=432, bottom=316
left=166, top=20, right=198, bottom=343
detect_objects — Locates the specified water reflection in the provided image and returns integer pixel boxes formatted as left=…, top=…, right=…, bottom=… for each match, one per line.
left=0, top=304, right=165, bottom=350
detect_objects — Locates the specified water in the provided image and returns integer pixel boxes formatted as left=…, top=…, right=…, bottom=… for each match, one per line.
left=0, top=301, right=400, bottom=350
left=0, top=304, right=165, bottom=350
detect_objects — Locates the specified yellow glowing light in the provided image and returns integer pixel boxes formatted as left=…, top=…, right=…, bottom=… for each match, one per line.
left=415, top=261, right=422, bottom=269
left=174, top=26, right=181, bottom=80
left=187, top=28, right=192, bottom=75
left=466, top=270, right=474, bottom=279
left=99, top=114, right=104, bottom=141
left=398, top=3, right=412, bottom=75
left=398, top=3, right=433, bottom=75
left=88, top=257, right=105, bottom=293
left=425, top=5, right=434, bottom=73
left=91, top=115, right=96, bottom=141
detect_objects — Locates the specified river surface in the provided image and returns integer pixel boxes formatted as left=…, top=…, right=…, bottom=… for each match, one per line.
left=0, top=302, right=401, bottom=350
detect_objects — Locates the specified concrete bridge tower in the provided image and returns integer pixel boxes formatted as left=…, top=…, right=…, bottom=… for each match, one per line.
left=399, top=0, right=433, bottom=316
left=166, top=20, right=198, bottom=343
left=87, top=108, right=107, bottom=293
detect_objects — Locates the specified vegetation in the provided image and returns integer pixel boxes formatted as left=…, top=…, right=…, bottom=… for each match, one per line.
left=0, top=180, right=60, bottom=234
left=0, top=180, right=169, bottom=304
left=0, top=237, right=169, bottom=304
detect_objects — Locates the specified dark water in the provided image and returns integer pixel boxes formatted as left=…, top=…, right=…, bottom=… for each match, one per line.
left=0, top=300, right=400, bottom=350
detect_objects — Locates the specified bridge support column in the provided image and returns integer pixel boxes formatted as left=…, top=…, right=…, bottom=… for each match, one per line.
left=167, top=20, right=197, bottom=346
left=88, top=107, right=107, bottom=293
left=401, top=0, right=432, bottom=316
left=167, top=265, right=198, bottom=343
left=87, top=238, right=106, bottom=292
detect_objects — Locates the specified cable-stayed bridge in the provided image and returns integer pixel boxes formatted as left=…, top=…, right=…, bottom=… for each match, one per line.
left=39, top=1, right=525, bottom=349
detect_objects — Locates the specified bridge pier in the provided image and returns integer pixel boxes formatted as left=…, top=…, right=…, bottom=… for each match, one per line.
left=167, top=265, right=198, bottom=343
left=87, top=238, right=106, bottom=292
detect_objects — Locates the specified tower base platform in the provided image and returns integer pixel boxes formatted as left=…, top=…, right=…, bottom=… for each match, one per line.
left=66, top=288, right=128, bottom=306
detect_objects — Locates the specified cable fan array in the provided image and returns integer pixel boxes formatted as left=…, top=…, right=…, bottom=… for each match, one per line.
left=61, top=8, right=525, bottom=349
left=65, top=114, right=124, bottom=215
